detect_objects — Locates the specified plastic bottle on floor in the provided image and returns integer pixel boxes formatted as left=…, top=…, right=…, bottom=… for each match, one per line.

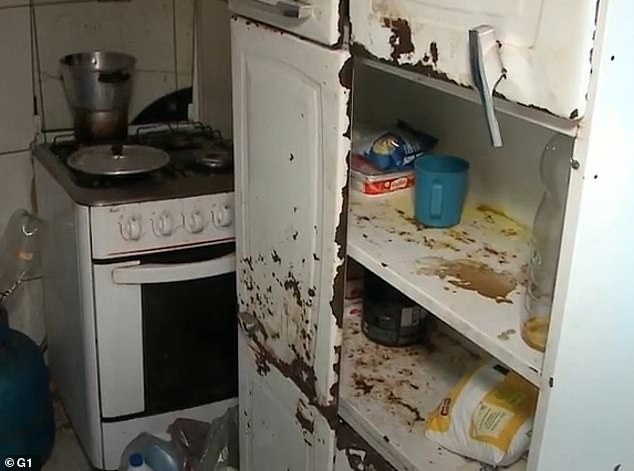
left=127, top=453, right=153, bottom=471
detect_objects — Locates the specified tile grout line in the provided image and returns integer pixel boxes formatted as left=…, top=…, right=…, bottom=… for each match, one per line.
left=29, top=0, right=48, bottom=132
left=0, top=0, right=90, bottom=10
left=172, top=0, right=178, bottom=91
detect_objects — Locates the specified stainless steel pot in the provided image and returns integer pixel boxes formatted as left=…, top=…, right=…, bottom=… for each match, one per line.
left=60, top=51, right=136, bottom=143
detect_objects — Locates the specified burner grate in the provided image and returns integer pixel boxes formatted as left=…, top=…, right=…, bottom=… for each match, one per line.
left=47, top=122, right=233, bottom=188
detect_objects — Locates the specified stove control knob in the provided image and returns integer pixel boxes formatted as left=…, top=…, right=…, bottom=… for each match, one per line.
left=154, top=211, right=174, bottom=237
left=184, top=211, right=207, bottom=234
left=214, top=204, right=233, bottom=228
left=121, top=215, right=142, bottom=241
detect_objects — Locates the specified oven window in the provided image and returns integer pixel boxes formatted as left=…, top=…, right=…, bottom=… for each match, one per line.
left=141, top=246, right=237, bottom=415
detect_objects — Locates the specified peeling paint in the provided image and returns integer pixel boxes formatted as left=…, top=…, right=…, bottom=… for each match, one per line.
left=295, top=402, right=315, bottom=435
left=382, top=18, right=415, bottom=62
left=352, top=43, right=464, bottom=89
left=234, top=16, right=351, bottom=459
left=248, top=336, right=339, bottom=428
left=336, top=420, right=397, bottom=471
left=429, top=41, right=439, bottom=66
left=350, top=1, right=596, bottom=120
left=497, top=328, right=517, bottom=340
left=339, top=58, right=353, bottom=139
left=336, top=0, right=349, bottom=47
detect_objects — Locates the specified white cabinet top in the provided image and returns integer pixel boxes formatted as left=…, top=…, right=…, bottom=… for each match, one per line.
left=351, top=0, right=598, bottom=120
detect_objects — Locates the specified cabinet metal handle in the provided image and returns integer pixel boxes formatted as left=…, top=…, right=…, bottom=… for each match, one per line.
left=469, top=25, right=505, bottom=148
left=276, top=0, right=312, bottom=19
left=238, top=311, right=260, bottom=338
left=235, top=0, right=313, bottom=21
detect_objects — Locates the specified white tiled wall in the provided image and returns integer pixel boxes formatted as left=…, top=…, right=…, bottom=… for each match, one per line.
left=195, top=0, right=232, bottom=137
left=34, top=0, right=196, bottom=130
left=0, top=0, right=196, bottom=341
left=0, top=6, right=34, bottom=152
left=0, top=150, right=38, bottom=338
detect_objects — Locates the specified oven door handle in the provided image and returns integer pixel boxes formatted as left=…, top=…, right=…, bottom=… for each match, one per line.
left=112, top=253, right=236, bottom=284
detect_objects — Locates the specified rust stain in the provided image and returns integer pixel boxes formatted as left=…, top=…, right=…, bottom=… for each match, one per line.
left=352, top=42, right=469, bottom=90
left=255, top=349, right=271, bottom=375
left=339, top=59, right=353, bottom=138
left=429, top=41, right=439, bottom=66
left=338, top=56, right=353, bottom=89
left=242, top=256, right=253, bottom=271
left=477, top=204, right=525, bottom=228
left=249, top=338, right=338, bottom=429
left=445, top=229, right=476, bottom=245
left=336, top=420, right=397, bottom=471
left=352, top=372, right=376, bottom=394
left=387, top=391, right=425, bottom=426
left=271, top=250, right=281, bottom=264
left=497, top=329, right=517, bottom=341
left=417, top=257, right=518, bottom=304
left=382, top=18, right=415, bottom=62
left=336, top=0, right=349, bottom=47
left=295, top=404, right=315, bottom=435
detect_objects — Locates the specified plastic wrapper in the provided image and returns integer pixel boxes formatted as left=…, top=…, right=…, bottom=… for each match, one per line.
left=168, top=406, right=239, bottom=471
left=426, top=361, right=537, bottom=467
left=351, top=155, right=415, bottom=197
left=353, top=121, right=437, bottom=171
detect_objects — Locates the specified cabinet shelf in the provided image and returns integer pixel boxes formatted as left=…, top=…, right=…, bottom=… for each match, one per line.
left=339, top=316, right=526, bottom=471
left=357, top=57, right=579, bottom=137
left=347, top=191, right=543, bottom=386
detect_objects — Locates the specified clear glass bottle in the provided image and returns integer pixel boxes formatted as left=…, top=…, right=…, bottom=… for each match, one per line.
left=522, top=134, right=572, bottom=351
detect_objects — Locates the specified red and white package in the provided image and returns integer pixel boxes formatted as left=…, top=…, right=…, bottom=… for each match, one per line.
left=344, top=298, right=363, bottom=318
left=350, top=154, right=415, bottom=197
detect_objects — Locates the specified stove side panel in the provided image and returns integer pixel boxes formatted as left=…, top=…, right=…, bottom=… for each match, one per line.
left=34, top=160, right=104, bottom=468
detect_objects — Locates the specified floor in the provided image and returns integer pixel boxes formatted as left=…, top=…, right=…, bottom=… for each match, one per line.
left=43, top=396, right=91, bottom=471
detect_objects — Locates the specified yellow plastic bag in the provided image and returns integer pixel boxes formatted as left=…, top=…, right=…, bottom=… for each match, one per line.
left=426, top=361, right=538, bottom=466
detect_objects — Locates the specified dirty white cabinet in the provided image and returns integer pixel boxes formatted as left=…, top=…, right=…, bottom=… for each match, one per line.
left=350, top=0, right=598, bottom=120
left=230, top=0, right=634, bottom=469
left=231, top=17, right=350, bottom=471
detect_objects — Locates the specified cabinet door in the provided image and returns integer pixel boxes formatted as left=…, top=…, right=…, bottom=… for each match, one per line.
left=0, top=7, right=34, bottom=153
left=351, top=0, right=597, bottom=119
left=232, top=17, right=350, bottom=471
left=229, top=0, right=344, bottom=46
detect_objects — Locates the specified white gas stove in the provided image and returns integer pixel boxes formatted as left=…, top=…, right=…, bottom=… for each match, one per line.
left=33, top=123, right=238, bottom=470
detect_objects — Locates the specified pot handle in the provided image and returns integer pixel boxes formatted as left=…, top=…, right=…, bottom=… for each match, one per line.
left=98, top=70, right=131, bottom=84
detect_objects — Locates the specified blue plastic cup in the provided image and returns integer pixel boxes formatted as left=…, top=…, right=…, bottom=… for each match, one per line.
left=414, top=155, right=470, bottom=228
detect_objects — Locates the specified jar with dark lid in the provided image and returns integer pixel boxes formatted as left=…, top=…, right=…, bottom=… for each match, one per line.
left=362, top=271, right=427, bottom=346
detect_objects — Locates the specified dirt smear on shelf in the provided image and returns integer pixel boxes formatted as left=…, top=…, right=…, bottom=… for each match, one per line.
left=416, top=257, right=519, bottom=304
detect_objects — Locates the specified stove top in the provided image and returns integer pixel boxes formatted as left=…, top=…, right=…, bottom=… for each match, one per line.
left=34, top=123, right=235, bottom=207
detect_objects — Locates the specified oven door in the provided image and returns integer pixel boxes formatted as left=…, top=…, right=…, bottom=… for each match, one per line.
left=93, top=244, right=237, bottom=419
